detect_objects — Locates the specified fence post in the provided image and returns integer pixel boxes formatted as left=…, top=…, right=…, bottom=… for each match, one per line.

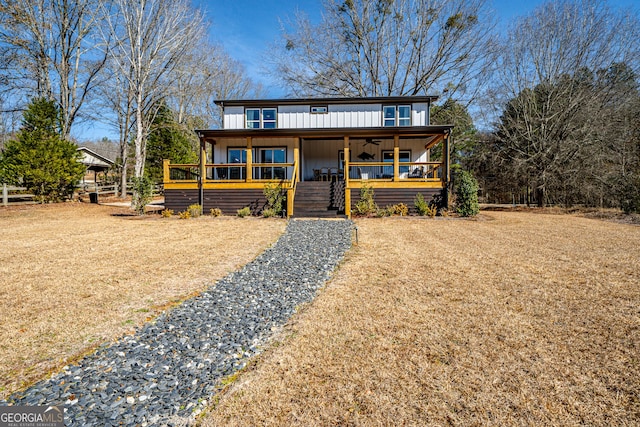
left=114, top=182, right=119, bottom=198
left=2, top=183, right=7, bottom=207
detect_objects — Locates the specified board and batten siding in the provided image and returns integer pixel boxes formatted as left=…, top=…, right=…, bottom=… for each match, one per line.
left=222, top=102, right=430, bottom=130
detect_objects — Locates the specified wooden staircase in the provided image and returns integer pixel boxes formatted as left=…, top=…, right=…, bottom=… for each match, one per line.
left=292, top=181, right=345, bottom=218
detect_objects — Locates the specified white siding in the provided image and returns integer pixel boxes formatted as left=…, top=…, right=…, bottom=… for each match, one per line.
left=412, top=103, right=429, bottom=126
left=221, top=102, right=430, bottom=129
left=223, top=106, right=245, bottom=129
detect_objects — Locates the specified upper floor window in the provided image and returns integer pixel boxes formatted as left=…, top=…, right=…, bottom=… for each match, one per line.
left=246, top=108, right=277, bottom=129
left=383, top=105, right=411, bottom=127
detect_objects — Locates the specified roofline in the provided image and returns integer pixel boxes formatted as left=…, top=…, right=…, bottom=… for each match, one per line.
left=195, top=125, right=453, bottom=140
left=214, top=95, right=440, bottom=108
left=77, top=146, right=115, bottom=165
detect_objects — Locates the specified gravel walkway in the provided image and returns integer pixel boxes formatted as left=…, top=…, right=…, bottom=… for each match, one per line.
left=2, top=219, right=353, bottom=426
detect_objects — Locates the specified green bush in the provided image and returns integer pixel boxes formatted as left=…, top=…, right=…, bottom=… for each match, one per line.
left=262, top=208, right=277, bottom=218
left=209, top=208, right=223, bottom=217
left=414, top=193, right=429, bottom=216
left=131, top=176, right=154, bottom=215
left=237, top=206, right=251, bottom=217
left=263, top=182, right=284, bottom=216
left=455, top=170, right=480, bottom=217
left=187, top=203, right=202, bottom=218
left=354, top=183, right=377, bottom=216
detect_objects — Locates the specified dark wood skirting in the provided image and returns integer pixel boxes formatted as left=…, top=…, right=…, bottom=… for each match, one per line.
left=350, top=188, right=441, bottom=214
left=164, top=189, right=267, bottom=214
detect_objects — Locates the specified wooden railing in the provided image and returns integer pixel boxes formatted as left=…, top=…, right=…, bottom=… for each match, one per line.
left=347, top=162, right=442, bottom=181
left=2, top=184, right=36, bottom=206
left=165, top=161, right=296, bottom=183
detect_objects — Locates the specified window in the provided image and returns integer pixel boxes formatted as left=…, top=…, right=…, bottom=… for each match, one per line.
left=398, top=105, right=411, bottom=126
left=246, top=109, right=260, bottom=128
left=259, top=147, right=287, bottom=179
left=227, top=148, right=247, bottom=180
left=383, top=106, right=396, bottom=127
left=382, top=150, right=411, bottom=176
left=311, top=106, right=328, bottom=114
left=383, top=105, right=411, bottom=127
left=262, top=108, right=277, bottom=128
left=245, top=108, right=277, bottom=128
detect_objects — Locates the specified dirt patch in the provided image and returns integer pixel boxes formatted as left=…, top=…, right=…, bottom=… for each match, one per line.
left=202, top=212, right=640, bottom=426
left=0, top=202, right=286, bottom=399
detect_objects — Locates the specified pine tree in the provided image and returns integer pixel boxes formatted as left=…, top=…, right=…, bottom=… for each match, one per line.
left=0, top=98, right=85, bottom=202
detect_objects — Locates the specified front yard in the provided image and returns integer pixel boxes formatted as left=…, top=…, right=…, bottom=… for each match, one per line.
left=203, top=212, right=640, bottom=426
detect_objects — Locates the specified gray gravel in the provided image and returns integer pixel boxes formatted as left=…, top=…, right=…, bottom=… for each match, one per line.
left=1, top=219, right=353, bottom=426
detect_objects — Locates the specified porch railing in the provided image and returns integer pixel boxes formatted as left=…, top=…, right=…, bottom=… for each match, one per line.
left=347, top=162, right=442, bottom=181
left=165, top=162, right=296, bottom=183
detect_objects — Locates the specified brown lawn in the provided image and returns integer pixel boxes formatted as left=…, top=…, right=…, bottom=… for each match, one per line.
left=0, top=203, right=286, bottom=400
left=202, top=212, right=640, bottom=426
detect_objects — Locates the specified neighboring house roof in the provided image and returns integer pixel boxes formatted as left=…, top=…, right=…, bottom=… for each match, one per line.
left=215, top=95, right=440, bottom=107
left=77, top=147, right=115, bottom=171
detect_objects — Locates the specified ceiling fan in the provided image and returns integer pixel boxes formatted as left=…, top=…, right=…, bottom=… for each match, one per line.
left=364, top=138, right=380, bottom=146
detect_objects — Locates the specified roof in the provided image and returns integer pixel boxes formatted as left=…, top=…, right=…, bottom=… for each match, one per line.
left=77, top=147, right=115, bottom=168
left=195, top=125, right=453, bottom=140
left=215, top=95, right=440, bottom=108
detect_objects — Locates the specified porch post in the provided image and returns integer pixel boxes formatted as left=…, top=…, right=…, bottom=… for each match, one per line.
left=393, top=135, right=400, bottom=181
left=199, top=135, right=206, bottom=210
left=443, top=132, right=450, bottom=208
left=344, top=136, right=351, bottom=218
left=163, top=159, right=170, bottom=184
left=293, top=137, right=300, bottom=183
left=246, top=137, right=252, bottom=182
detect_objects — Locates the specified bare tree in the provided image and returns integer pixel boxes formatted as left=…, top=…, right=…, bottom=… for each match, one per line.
left=271, top=0, right=496, bottom=99
left=0, top=0, right=108, bottom=138
left=167, top=39, right=263, bottom=129
left=488, top=0, right=640, bottom=207
left=100, top=0, right=204, bottom=179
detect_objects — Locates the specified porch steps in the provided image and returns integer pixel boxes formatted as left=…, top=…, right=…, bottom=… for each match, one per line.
left=293, top=181, right=344, bottom=218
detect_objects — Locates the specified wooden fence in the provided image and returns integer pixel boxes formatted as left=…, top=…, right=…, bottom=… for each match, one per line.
left=2, top=184, right=36, bottom=206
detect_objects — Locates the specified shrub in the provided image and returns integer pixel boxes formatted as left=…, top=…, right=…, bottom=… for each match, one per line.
left=161, top=209, right=174, bottom=218
left=262, top=208, right=277, bottom=218
left=354, top=183, right=377, bottom=216
left=237, top=206, right=251, bottom=217
left=455, top=170, right=480, bottom=217
left=131, top=176, right=154, bottom=215
left=209, top=208, right=222, bottom=217
left=414, top=193, right=430, bottom=216
left=388, top=203, right=408, bottom=216
left=263, top=182, right=284, bottom=216
left=376, top=206, right=392, bottom=217
left=178, top=210, right=191, bottom=219
left=187, top=203, right=202, bottom=218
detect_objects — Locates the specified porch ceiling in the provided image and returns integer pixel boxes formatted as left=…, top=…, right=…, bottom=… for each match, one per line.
left=196, top=125, right=453, bottom=142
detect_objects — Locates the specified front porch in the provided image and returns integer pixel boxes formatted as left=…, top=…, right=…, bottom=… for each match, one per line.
left=163, top=127, right=452, bottom=217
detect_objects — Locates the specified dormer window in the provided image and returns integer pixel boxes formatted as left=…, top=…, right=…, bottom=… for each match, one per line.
left=383, top=105, right=411, bottom=127
left=246, top=108, right=277, bottom=129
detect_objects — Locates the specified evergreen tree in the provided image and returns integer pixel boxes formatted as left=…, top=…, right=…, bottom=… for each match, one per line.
left=144, top=104, right=198, bottom=184
left=0, top=98, right=84, bottom=202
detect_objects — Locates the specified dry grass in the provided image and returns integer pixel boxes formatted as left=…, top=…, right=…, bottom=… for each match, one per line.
left=202, top=212, right=640, bottom=426
left=0, top=202, right=286, bottom=399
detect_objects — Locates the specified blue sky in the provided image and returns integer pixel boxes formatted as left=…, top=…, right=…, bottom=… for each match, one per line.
left=199, top=0, right=639, bottom=98
left=75, top=0, right=638, bottom=141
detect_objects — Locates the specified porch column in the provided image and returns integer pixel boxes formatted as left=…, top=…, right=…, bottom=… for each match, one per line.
left=443, top=132, right=450, bottom=208
left=198, top=134, right=205, bottom=208
left=393, top=135, right=400, bottom=181
left=246, top=137, right=252, bottom=182
left=294, top=137, right=300, bottom=182
left=344, top=136, right=351, bottom=218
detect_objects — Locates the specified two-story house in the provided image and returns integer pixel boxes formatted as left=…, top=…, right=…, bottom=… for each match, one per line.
left=163, top=96, right=453, bottom=218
